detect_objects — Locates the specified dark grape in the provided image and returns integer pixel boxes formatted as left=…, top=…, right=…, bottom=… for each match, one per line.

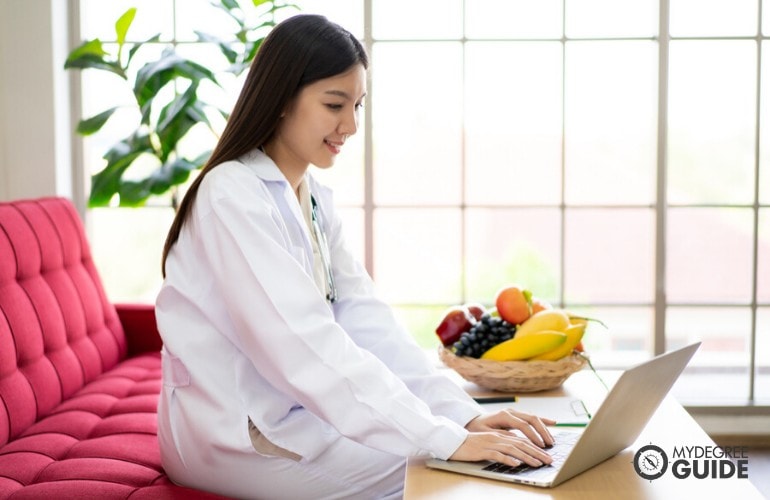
left=452, top=316, right=516, bottom=358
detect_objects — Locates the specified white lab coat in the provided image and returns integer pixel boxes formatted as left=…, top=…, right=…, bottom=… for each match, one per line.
left=155, top=149, right=482, bottom=498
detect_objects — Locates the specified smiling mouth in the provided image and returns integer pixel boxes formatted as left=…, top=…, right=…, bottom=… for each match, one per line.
left=324, top=140, right=343, bottom=154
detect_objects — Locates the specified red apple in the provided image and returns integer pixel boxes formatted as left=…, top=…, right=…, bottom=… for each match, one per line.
left=464, top=303, right=486, bottom=321
left=435, top=306, right=474, bottom=346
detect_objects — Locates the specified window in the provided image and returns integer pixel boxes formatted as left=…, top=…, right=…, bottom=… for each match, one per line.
left=75, top=0, right=769, bottom=404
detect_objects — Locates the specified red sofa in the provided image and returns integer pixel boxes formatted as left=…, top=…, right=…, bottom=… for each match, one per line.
left=0, top=197, right=227, bottom=499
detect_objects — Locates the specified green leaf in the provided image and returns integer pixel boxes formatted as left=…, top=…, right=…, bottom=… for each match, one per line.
left=134, top=50, right=181, bottom=108
left=156, top=86, right=200, bottom=161
left=89, top=133, right=154, bottom=207
left=153, top=156, right=201, bottom=189
left=134, top=49, right=219, bottom=109
left=117, top=180, right=152, bottom=207
left=117, top=154, right=205, bottom=206
left=65, top=39, right=108, bottom=66
left=89, top=151, right=141, bottom=206
left=64, top=39, right=124, bottom=77
left=76, top=107, right=118, bottom=135
left=115, top=8, right=137, bottom=48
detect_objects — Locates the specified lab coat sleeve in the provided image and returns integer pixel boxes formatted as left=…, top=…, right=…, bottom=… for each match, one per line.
left=194, top=184, right=469, bottom=460
left=316, top=190, right=483, bottom=429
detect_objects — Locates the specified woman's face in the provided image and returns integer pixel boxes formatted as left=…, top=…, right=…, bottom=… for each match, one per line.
left=269, top=64, right=367, bottom=177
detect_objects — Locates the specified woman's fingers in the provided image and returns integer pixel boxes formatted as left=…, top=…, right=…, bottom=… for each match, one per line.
left=467, top=410, right=555, bottom=448
left=449, top=432, right=553, bottom=467
left=496, top=433, right=553, bottom=466
left=504, top=410, right=555, bottom=448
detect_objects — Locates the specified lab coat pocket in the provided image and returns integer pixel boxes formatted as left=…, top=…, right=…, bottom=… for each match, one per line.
left=247, top=417, right=302, bottom=462
left=160, top=350, right=191, bottom=467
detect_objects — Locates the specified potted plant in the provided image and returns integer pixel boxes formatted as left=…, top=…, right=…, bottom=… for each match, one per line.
left=64, top=0, right=298, bottom=208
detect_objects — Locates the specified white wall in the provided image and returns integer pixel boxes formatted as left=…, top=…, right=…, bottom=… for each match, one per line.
left=0, top=0, right=75, bottom=204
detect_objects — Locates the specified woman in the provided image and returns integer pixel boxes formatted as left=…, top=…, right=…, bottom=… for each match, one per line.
left=157, top=14, right=554, bottom=499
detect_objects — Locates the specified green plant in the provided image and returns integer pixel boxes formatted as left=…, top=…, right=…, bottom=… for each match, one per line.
left=64, top=0, right=297, bottom=207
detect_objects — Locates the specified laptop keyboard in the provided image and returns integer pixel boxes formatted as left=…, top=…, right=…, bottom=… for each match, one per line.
left=481, top=430, right=581, bottom=477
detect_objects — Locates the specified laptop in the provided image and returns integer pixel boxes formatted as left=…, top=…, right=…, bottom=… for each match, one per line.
left=426, top=342, right=701, bottom=488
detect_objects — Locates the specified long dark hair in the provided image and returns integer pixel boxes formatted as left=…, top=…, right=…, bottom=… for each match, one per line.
left=161, top=14, right=368, bottom=276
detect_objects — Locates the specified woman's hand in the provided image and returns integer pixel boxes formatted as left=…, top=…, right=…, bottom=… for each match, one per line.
left=466, top=409, right=556, bottom=448
left=449, top=410, right=557, bottom=467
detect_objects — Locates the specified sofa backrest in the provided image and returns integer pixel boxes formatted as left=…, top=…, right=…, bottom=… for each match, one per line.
left=0, top=197, right=127, bottom=446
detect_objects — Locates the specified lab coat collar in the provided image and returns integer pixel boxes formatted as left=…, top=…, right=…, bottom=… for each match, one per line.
left=239, top=148, right=289, bottom=183
left=239, top=148, right=332, bottom=214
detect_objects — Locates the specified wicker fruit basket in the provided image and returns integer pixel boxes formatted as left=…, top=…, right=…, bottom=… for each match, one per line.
left=439, top=347, right=587, bottom=393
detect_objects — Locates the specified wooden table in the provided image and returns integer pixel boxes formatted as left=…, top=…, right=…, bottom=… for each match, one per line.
left=404, top=369, right=764, bottom=499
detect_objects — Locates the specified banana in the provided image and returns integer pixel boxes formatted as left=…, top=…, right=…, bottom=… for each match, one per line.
left=514, top=309, right=570, bottom=338
left=530, top=324, right=586, bottom=360
left=481, top=331, right=567, bottom=361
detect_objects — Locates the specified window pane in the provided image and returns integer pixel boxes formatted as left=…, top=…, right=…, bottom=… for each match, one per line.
left=566, top=0, right=658, bottom=38
left=765, top=2, right=770, bottom=36
left=668, top=306, right=752, bottom=403
left=564, top=208, right=655, bottom=304
left=373, top=209, right=462, bottom=304
left=668, top=41, right=756, bottom=204
left=760, top=42, right=770, bottom=205
left=569, top=306, right=652, bottom=367
left=667, top=208, right=754, bottom=303
left=335, top=208, right=365, bottom=265
left=372, top=43, right=463, bottom=205
left=372, top=0, right=462, bottom=40
left=80, top=0, right=174, bottom=41
left=294, top=0, right=364, bottom=39
left=670, top=0, right=758, bottom=37
left=464, top=208, right=561, bottom=304
left=392, top=305, right=447, bottom=349
left=175, top=0, right=237, bottom=41
left=465, top=42, right=562, bottom=205
left=564, top=41, right=657, bottom=205
left=89, top=207, right=173, bottom=302
left=465, top=0, right=562, bottom=39
left=759, top=208, right=770, bottom=303
left=757, top=307, right=770, bottom=401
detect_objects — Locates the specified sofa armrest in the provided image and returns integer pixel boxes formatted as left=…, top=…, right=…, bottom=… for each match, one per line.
left=115, top=303, right=163, bottom=356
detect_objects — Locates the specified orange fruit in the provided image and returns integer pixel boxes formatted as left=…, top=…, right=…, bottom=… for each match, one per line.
left=531, top=297, right=552, bottom=314
left=494, top=285, right=532, bottom=325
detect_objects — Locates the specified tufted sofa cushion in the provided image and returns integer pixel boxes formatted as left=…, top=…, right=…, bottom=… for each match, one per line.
left=0, top=198, right=127, bottom=444
left=0, top=198, right=226, bottom=499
